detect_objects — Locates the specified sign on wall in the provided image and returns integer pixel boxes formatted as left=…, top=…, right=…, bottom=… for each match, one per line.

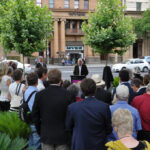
left=66, top=45, right=84, bottom=51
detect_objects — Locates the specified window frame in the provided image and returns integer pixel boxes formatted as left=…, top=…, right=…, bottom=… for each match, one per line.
left=36, top=0, right=42, bottom=7
left=84, top=0, right=89, bottom=9
left=49, top=0, right=54, bottom=8
left=64, top=0, right=69, bottom=8
left=74, top=0, right=79, bottom=9
left=136, top=2, right=142, bottom=11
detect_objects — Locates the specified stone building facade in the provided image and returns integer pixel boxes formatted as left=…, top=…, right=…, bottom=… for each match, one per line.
left=0, top=0, right=150, bottom=63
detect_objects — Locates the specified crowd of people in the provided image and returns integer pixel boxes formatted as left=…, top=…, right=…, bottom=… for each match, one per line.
left=0, top=57, right=150, bottom=150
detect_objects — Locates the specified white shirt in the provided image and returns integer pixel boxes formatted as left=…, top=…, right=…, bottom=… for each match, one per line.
left=0, top=75, right=11, bottom=102
left=79, top=66, right=82, bottom=76
left=9, top=82, right=25, bottom=107
left=37, top=79, right=45, bottom=91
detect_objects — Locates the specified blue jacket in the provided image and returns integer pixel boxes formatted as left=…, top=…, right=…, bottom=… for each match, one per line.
left=66, top=97, right=112, bottom=150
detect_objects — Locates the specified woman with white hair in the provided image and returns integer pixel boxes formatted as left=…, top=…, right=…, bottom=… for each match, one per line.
left=106, top=108, right=150, bottom=150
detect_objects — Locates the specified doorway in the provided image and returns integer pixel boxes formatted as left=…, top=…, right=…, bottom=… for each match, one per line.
left=69, top=53, right=82, bottom=64
left=133, top=39, right=143, bottom=58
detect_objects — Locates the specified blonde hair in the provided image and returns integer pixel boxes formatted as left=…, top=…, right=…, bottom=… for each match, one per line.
left=0, top=62, right=8, bottom=81
left=112, top=108, right=133, bottom=136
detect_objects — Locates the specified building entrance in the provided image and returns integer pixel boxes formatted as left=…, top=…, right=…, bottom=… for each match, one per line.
left=70, top=53, right=82, bottom=64
left=133, top=39, right=143, bottom=58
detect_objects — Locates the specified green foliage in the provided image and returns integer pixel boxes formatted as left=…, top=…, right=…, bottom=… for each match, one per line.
left=142, top=8, right=150, bottom=38
left=0, top=133, right=28, bottom=150
left=132, top=18, right=143, bottom=39
left=112, top=77, right=120, bottom=87
left=82, top=0, right=136, bottom=56
left=0, top=112, right=31, bottom=139
left=0, top=0, right=53, bottom=56
left=7, top=56, right=20, bottom=61
left=132, top=9, right=150, bottom=39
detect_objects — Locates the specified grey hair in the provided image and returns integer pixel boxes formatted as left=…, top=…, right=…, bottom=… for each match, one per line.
left=38, top=56, right=43, bottom=59
left=112, top=108, right=133, bottom=136
left=146, top=83, right=150, bottom=93
left=116, top=85, right=129, bottom=101
left=67, top=84, right=80, bottom=97
left=78, top=58, right=82, bottom=62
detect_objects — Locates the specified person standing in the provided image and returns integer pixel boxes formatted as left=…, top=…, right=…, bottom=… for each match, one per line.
left=73, top=58, right=88, bottom=76
left=32, top=69, right=72, bottom=150
left=91, top=74, right=112, bottom=105
left=132, top=83, right=150, bottom=142
left=24, top=72, right=40, bottom=149
left=8, top=69, right=26, bottom=112
left=106, top=109, right=150, bottom=150
left=108, top=85, right=142, bottom=141
left=35, top=56, right=47, bottom=69
left=35, top=67, right=48, bottom=91
left=66, top=78, right=112, bottom=150
left=0, top=67, right=13, bottom=111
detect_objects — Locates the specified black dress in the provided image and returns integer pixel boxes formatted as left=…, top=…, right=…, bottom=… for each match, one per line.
left=131, top=141, right=148, bottom=150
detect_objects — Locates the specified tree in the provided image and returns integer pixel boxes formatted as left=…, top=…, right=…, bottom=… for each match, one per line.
left=132, top=18, right=143, bottom=39
left=82, top=0, right=136, bottom=64
left=133, top=8, right=150, bottom=39
left=0, top=0, right=53, bottom=66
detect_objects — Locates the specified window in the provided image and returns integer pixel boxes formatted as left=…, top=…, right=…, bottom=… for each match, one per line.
left=65, top=20, right=70, bottom=29
left=72, top=21, right=77, bottom=29
left=84, top=0, right=88, bottom=9
left=64, top=0, right=69, bottom=8
left=74, top=0, right=79, bottom=9
left=49, top=0, right=54, bottom=8
left=136, top=2, right=142, bottom=11
left=36, top=0, right=41, bottom=7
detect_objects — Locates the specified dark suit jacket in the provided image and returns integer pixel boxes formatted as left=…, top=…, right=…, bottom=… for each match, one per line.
left=66, top=97, right=112, bottom=150
left=32, top=85, right=72, bottom=145
left=36, top=62, right=47, bottom=69
left=95, top=88, right=112, bottom=105
left=73, top=64, right=88, bottom=76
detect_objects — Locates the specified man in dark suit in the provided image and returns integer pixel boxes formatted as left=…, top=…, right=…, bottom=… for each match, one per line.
left=66, top=78, right=112, bottom=150
left=73, top=58, right=88, bottom=76
left=32, top=69, right=72, bottom=150
left=35, top=56, right=47, bottom=69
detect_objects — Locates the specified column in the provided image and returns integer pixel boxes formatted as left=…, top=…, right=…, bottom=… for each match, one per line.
left=60, top=18, right=66, bottom=52
left=54, top=18, right=59, bottom=58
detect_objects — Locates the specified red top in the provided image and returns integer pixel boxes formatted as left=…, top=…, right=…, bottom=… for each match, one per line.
left=76, top=97, right=84, bottom=102
left=132, top=93, right=150, bottom=131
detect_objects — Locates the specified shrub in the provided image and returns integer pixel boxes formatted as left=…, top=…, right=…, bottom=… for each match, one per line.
left=0, top=133, right=27, bottom=150
left=112, top=77, right=120, bottom=87
left=0, top=112, right=31, bottom=139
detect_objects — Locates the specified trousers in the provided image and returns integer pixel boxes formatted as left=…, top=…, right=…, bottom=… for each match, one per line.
left=41, top=143, right=68, bottom=150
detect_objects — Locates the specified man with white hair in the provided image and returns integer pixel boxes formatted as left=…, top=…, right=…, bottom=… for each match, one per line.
left=73, top=58, right=88, bottom=76
left=108, top=85, right=142, bottom=141
left=35, top=56, right=47, bottom=69
left=132, top=83, right=150, bottom=142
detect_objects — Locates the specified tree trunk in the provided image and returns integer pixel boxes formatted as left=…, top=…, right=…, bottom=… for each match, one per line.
left=105, top=54, right=108, bottom=66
